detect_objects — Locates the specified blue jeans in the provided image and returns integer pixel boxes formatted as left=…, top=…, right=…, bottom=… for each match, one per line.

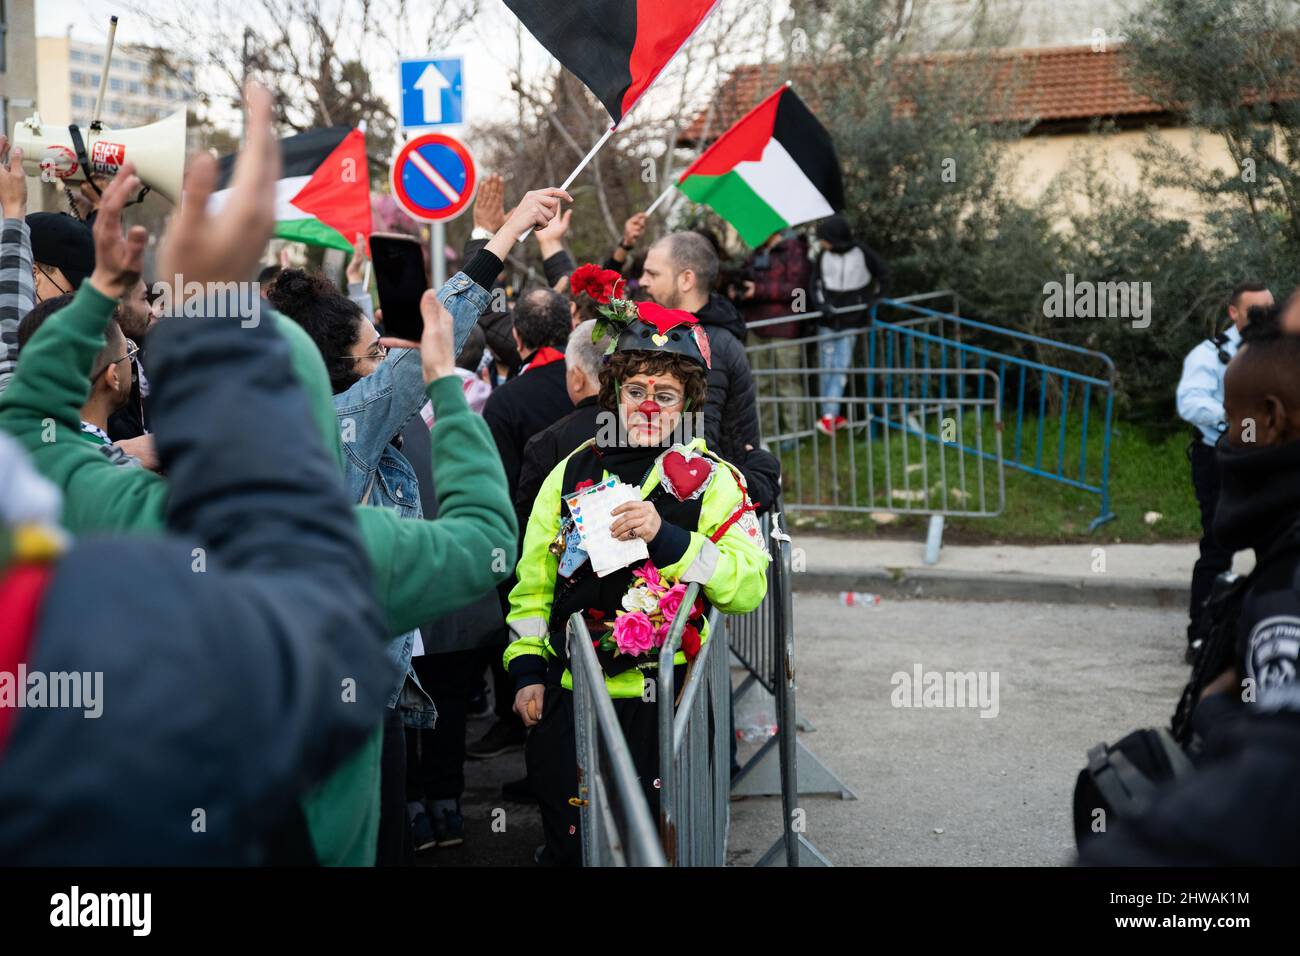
left=817, top=326, right=855, bottom=419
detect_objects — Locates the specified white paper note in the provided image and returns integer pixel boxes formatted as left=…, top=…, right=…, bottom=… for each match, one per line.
left=565, top=477, right=649, bottom=577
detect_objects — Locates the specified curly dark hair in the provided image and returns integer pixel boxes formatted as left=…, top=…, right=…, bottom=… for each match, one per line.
left=266, top=269, right=367, bottom=394
left=597, top=350, right=708, bottom=413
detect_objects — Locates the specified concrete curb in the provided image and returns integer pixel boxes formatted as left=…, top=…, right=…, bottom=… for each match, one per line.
left=794, top=567, right=1189, bottom=608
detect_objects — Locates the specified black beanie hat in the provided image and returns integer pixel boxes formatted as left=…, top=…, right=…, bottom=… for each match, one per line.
left=27, top=213, right=95, bottom=290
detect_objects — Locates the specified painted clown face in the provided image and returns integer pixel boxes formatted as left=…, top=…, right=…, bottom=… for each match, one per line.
left=618, top=369, right=687, bottom=446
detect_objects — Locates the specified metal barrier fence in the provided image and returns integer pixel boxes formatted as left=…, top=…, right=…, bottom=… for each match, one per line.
left=728, top=509, right=853, bottom=867
left=570, top=514, right=850, bottom=866
left=656, top=584, right=731, bottom=866
left=873, top=298, right=1117, bottom=530
left=570, top=613, right=667, bottom=867
left=746, top=294, right=1118, bottom=531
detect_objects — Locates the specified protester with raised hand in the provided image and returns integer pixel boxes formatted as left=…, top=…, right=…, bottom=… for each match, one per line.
left=0, top=84, right=563, bottom=865
left=604, top=211, right=647, bottom=275
left=535, top=207, right=576, bottom=291
left=0, top=137, right=32, bottom=396
left=0, top=145, right=392, bottom=866
left=263, top=183, right=571, bottom=862
left=345, top=232, right=375, bottom=321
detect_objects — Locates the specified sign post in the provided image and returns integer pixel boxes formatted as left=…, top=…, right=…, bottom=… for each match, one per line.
left=398, top=56, right=467, bottom=290
left=389, top=132, right=478, bottom=289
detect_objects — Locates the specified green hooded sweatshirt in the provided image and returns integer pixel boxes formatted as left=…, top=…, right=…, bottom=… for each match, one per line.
left=0, top=281, right=518, bottom=864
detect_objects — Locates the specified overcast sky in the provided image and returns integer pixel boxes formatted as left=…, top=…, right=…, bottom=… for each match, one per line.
left=37, top=0, right=555, bottom=130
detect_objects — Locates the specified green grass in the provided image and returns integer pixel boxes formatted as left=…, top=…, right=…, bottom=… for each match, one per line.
left=770, top=413, right=1201, bottom=544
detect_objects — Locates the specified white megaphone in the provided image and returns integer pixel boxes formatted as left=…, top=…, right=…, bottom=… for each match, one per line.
left=13, top=110, right=187, bottom=204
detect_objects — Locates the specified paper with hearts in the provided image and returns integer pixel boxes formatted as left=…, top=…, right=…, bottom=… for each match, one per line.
left=563, top=477, right=648, bottom=576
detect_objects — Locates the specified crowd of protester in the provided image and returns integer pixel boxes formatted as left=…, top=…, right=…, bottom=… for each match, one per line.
left=3, top=81, right=1299, bottom=868
left=0, top=82, right=780, bottom=865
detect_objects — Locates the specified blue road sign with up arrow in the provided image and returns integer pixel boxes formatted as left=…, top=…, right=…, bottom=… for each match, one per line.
left=400, top=57, right=464, bottom=129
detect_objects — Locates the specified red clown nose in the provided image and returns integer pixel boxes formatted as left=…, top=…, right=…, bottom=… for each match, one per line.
left=638, top=400, right=661, bottom=416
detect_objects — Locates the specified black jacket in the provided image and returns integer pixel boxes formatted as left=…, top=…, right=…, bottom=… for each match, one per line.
left=691, top=294, right=780, bottom=511
left=515, top=396, right=603, bottom=533
left=462, top=236, right=575, bottom=381
left=0, top=310, right=392, bottom=864
left=482, top=356, right=574, bottom=500
left=694, top=293, right=760, bottom=463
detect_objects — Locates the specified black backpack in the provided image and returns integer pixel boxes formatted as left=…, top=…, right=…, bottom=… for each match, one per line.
left=1073, top=727, right=1193, bottom=850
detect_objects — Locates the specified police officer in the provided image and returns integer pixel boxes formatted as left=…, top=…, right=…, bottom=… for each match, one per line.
left=1176, top=281, right=1273, bottom=662
left=1082, top=306, right=1300, bottom=865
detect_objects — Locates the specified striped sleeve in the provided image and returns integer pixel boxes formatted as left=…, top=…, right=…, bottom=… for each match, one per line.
left=0, top=218, right=35, bottom=395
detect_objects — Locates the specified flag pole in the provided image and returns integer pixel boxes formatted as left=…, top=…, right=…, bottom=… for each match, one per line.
left=644, top=182, right=675, bottom=217
left=518, top=126, right=615, bottom=242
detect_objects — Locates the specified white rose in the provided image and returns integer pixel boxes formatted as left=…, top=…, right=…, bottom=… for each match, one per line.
left=622, top=585, right=657, bottom=614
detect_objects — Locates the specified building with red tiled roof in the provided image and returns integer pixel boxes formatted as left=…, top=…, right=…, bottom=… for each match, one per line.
left=679, top=45, right=1173, bottom=147
left=675, top=43, right=1257, bottom=215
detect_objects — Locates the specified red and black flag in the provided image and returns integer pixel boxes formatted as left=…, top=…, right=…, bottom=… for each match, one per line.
left=504, top=0, right=720, bottom=127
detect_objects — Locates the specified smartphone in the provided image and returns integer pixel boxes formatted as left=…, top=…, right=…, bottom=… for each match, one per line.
left=369, top=233, right=429, bottom=342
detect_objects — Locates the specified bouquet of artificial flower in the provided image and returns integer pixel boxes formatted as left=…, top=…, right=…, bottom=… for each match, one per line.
left=592, top=561, right=706, bottom=662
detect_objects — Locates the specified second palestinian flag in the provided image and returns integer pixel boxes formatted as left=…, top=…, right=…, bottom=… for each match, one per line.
left=212, top=127, right=372, bottom=252
left=678, top=84, right=844, bottom=247
left=504, top=0, right=719, bottom=126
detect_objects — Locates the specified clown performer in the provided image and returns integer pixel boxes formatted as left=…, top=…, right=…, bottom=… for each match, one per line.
left=504, top=267, right=770, bottom=866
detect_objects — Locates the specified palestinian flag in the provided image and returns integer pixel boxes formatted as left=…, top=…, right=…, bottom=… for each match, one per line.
left=504, top=0, right=719, bottom=126
left=212, top=127, right=372, bottom=252
left=677, top=84, right=844, bottom=248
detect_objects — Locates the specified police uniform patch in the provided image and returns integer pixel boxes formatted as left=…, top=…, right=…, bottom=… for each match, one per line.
left=1245, top=615, right=1300, bottom=695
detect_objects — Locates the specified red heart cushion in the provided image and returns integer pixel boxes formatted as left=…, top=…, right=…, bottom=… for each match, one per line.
left=662, top=451, right=713, bottom=500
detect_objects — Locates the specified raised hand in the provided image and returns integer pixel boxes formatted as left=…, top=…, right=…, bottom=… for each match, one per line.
left=88, top=164, right=149, bottom=301
left=622, top=212, right=648, bottom=248
left=473, top=173, right=506, bottom=233
left=345, top=232, right=370, bottom=285
left=157, top=82, right=280, bottom=289
left=486, top=187, right=572, bottom=260
left=0, top=136, right=27, bottom=220
left=535, top=207, right=573, bottom=259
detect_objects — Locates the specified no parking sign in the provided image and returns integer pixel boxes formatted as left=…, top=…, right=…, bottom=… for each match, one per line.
left=390, top=132, right=477, bottom=223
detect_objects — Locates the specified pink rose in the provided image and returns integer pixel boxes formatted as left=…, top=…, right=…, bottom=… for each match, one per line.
left=658, top=583, right=689, bottom=625
left=637, top=561, right=667, bottom=595
left=653, top=621, right=671, bottom=648
left=613, top=611, right=657, bottom=656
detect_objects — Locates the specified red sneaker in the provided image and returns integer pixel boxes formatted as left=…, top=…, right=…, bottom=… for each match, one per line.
left=833, top=415, right=848, bottom=431
left=816, top=414, right=836, bottom=436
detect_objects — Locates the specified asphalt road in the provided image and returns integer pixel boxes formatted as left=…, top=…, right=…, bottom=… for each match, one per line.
left=726, top=594, right=1189, bottom=866
left=421, top=594, right=1188, bottom=867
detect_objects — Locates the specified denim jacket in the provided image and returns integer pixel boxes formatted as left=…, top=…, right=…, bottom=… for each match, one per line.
left=335, top=271, right=491, bottom=723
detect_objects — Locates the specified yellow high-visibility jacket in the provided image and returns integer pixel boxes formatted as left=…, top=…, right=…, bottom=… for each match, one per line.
left=504, top=437, right=770, bottom=698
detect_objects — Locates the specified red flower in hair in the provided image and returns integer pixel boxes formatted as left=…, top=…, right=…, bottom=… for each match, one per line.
left=570, top=263, right=624, bottom=305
